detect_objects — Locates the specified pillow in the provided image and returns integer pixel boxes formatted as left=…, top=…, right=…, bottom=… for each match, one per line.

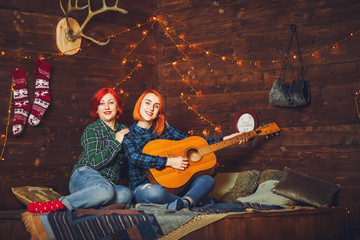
left=219, top=170, right=260, bottom=203
left=12, top=186, right=62, bottom=206
left=208, top=172, right=241, bottom=200
left=272, top=167, right=340, bottom=208
left=259, top=169, right=283, bottom=184
left=237, top=180, right=296, bottom=205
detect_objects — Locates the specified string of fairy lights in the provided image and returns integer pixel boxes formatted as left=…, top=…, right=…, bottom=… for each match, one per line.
left=0, top=85, right=13, bottom=161
left=355, top=90, right=360, bottom=120
left=1, top=16, right=360, bottom=160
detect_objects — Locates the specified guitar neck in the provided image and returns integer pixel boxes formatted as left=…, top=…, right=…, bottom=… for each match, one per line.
left=199, top=130, right=258, bottom=156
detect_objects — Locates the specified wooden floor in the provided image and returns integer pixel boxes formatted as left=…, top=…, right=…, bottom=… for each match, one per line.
left=180, top=208, right=348, bottom=240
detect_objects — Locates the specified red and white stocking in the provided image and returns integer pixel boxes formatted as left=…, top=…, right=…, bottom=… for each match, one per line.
left=12, top=68, right=30, bottom=136
left=28, top=59, right=52, bottom=126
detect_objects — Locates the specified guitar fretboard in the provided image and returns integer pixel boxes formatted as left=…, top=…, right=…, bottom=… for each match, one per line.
left=198, top=131, right=258, bottom=156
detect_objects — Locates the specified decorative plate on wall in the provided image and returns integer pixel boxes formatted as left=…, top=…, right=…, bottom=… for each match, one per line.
left=233, top=108, right=258, bottom=133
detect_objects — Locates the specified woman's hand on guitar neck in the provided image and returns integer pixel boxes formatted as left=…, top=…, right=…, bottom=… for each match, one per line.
left=224, top=132, right=248, bottom=144
left=166, top=156, right=189, bottom=170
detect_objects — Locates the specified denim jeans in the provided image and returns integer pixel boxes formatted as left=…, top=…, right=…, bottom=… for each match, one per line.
left=60, top=166, right=133, bottom=211
left=134, top=175, right=215, bottom=206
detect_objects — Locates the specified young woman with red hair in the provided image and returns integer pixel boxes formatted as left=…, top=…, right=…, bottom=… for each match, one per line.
left=122, top=90, right=244, bottom=210
left=27, top=88, right=133, bottom=213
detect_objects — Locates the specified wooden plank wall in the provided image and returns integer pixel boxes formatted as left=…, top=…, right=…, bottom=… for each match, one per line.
left=155, top=0, right=360, bottom=226
left=0, top=0, right=157, bottom=209
left=0, top=0, right=359, bottom=233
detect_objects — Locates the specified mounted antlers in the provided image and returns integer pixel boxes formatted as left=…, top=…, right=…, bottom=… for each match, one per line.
left=56, top=0, right=128, bottom=55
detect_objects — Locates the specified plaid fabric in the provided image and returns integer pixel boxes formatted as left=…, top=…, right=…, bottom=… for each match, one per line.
left=73, top=119, right=127, bottom=184
left=192, top=202, right=284, bottom=214
left=22, top=203, right=288, bottom=240
left=47, top=209, right=163, bottom=240
left=123, top=122, right=223, bottom=190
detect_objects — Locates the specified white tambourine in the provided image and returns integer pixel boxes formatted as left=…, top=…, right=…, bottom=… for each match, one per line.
left=233, top=108, right=258, bottom=133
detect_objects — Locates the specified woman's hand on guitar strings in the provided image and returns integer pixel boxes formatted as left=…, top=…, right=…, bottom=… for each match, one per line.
left=223, top=132, right=248, bottom=144
left=166, top=156, right=189, bottom=171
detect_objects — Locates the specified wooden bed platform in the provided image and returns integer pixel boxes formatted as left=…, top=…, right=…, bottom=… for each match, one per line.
left=179, top=207, right=348, bottom=240
left=0, top=207, right=348, bottom=240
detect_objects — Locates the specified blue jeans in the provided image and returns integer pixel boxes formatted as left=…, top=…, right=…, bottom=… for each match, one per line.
left=60, top=166, right=133, bottom=211
left=134, top=175, right=215, bottom=206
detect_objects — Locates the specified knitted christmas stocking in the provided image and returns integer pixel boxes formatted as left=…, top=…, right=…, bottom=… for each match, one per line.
left=28, top=59, right=52, bottom=126
left=12, top=68, right=31, bottom=136
left=27, top=200, right=66, bottom=213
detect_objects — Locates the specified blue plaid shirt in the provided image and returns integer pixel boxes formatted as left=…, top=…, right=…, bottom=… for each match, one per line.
left=73, top=119, right=127, bottom=185
left=122, top=122, right=223, bottom=190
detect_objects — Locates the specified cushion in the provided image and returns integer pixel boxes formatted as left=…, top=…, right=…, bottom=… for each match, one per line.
left=208, top=172, right=241, bottom=200
left=259, top=169, right=283, bottom=183
left=219, top=170, right=260, bottom=203
left=272, top=167, right=340, bottom=208
left=12, top=186, right=62, bottom=206
left=237, top=180, right=296, bottom=205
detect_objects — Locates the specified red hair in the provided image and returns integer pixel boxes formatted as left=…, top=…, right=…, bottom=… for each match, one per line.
left=89, top=88, right=123, bottom=121
left=133, top=90, right=167, bottom=135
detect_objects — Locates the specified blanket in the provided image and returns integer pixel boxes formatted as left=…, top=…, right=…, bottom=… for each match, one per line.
left=22, top=203, right=287, bottom=240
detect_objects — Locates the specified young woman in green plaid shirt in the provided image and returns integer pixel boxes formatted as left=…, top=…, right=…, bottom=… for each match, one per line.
left=27, top=88, right=133, bottom=213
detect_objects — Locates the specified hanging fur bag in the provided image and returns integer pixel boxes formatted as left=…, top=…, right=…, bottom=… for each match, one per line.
left=269, top=78, right=310, bottom=107
left=269, top=25, right=311, bottom=107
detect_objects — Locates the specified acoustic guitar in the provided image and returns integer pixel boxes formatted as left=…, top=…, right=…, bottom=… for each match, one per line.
left=143, top=122, right=281, bottom=194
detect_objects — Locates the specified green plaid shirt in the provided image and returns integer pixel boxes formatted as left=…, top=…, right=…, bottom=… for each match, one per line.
left=73, top=119, right=127, bottom=185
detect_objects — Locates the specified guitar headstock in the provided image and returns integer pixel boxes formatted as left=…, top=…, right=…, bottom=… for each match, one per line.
left=255, top=122, right=281, bottom=137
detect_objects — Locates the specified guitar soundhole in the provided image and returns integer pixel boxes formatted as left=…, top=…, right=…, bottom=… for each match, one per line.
left=186, top=148, right=201, bottom=162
